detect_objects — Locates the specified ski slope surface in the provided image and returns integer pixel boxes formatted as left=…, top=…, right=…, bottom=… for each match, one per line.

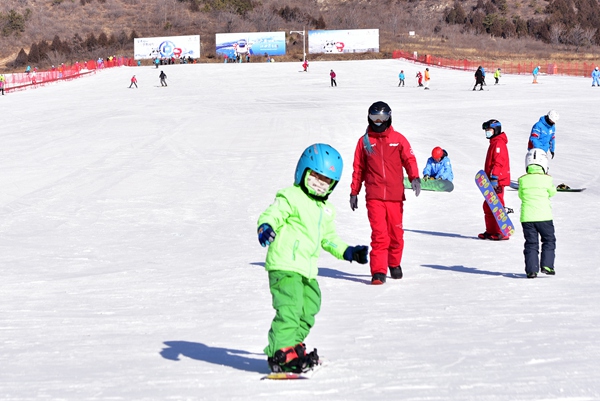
left=1, top=59, right=599, bottom=400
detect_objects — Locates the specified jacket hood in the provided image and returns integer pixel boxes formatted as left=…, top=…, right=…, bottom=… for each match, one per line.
left=527, top=164, right=545, bottom=174
left=490, top=131, right=508, bottom=144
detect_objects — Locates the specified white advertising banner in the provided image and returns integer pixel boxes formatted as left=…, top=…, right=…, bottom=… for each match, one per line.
left=308, top=29, right=379, bottom=54
left=134, top=35, right=201, bottom=60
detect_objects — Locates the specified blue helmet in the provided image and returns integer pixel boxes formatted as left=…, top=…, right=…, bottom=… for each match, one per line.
left=294, top=143, right=343, bottom=186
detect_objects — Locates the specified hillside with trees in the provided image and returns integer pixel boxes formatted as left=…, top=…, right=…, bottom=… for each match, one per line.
left=1, top=0, right=599, bottom=70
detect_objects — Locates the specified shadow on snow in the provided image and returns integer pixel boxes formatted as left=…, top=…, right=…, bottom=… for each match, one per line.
left=422, top=264, right=525, bottom=278
left=405, top=228, right=479, bottom=240
left=251, top=262, right=371, bottom=284
left=160, top=341, right=269, bottom=374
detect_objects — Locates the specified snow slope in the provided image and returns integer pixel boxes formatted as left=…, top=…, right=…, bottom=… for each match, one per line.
left=1, top=59, right=599, bottom=400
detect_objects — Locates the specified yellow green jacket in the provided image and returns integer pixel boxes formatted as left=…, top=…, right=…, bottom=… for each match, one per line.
left=518, top=165, right=556, bottom=222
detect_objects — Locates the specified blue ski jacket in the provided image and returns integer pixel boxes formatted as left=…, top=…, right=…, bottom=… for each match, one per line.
left=399, top=72, right=405, bottom=80
left=528, top=116, right=555, bottom=152
left=422, top=153, right=454, bottom=181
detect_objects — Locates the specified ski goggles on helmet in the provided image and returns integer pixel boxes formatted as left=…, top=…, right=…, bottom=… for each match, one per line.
left=369, top=111, right=391, bottom=122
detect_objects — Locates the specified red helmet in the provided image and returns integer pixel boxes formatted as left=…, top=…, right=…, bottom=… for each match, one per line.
left=432, top=147, right=444, bottom=160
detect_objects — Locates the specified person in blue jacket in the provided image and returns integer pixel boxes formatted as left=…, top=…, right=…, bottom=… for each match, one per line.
left=592, top=67, right=600, bottom=87
left=398, top=70, right=405, bottom=87
left=422, top=147, right=454, bottom=181
left=532, top=65, right=540, bottom=83
left=528, top=110, right=559, bottom=158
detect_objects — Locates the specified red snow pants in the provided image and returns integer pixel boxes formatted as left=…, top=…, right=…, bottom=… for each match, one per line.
left=483, top=186, right=505, bottom=235
left=366, top=199, right=405, bottom=276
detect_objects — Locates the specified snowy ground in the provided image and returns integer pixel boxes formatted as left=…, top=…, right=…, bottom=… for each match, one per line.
left=1, top=59, right=599, bottom=400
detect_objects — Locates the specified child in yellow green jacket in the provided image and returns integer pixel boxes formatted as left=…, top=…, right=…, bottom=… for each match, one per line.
left=518, top=148, right=557, bottom=278
left=257, top=143, right=368, bottom=373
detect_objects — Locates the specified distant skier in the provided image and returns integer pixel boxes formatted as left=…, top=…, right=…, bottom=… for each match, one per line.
left=159, top=70, right=167, bottom=87
left=478, top=119, right=511, bottom=241
left=532, top=65, right=540, bottom=83
left=592, top=67, right=600, bottom=87
left=398, top=70, right=405, bottom=87
left=257, top=143, right=368, bottom=373
left=473, top=66, right=484, bottom=91
left=0, top=73, right=5, bottom=95
left=416, top=71, right=423, bottom=87
left=424, top=68, right=430, bottom=90
left=422, top=147, right=453, bottom=181
left=330, top=69, right=337, bottom=87
left=302, top=59, right=308, bottom=72
left=528, top=110, right=559, bottom=158
left=129, top=75, right=138, bottom=88
left=494, top=68, right=501, bottom=85
left=518, top=148, right=557, bottom=278
left=481, top=66, right=486, bottom=85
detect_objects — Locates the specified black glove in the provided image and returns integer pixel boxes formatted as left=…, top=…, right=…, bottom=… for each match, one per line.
left=349, top=195, right=358, bottom=211
left=343, top=245, right=369, bottom=264
left=411, top=178, right=421, bottom=197
left=257, top=223, right=276, bottom=247
left=550, top=151, right=555, bottom=159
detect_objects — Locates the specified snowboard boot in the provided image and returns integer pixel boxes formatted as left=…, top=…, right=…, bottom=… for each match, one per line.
left=489, top=233, right=509, bottom=241
left=268, top=346, right=305, bottom=373
left=304, top=348, right=320, bottom=370
left=540, top=266, right=555, bottom=275
left=371, top=273, right=386, bottom=285
left=389, top=266, right=403, bottom=279
left=478, top=232, right=492, bottom=240
left=526, top=272, right=537, bottom=279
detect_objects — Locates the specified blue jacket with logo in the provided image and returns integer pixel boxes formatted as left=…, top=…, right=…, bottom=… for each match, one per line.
left=528, top=116, right=555, bottom=152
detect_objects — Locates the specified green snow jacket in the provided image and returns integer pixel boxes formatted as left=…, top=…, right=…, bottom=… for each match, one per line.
left=518, top=165, right=556, bottom=222
left=257, top=185, right=348, bottom=280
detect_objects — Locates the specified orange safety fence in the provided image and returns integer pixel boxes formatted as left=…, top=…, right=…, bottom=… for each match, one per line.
left=392, top=50, right=599, bottom=77
left=2, top=57, right=138, bottom=93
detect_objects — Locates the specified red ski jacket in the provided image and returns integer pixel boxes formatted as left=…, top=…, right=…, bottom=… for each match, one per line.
left=350, top=126, right=420, bottom=201
left=484, top=132, right=510, bottom=186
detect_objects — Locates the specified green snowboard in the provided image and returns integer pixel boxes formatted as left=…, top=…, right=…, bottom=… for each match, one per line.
left=404, top=177, right=454, bottom=192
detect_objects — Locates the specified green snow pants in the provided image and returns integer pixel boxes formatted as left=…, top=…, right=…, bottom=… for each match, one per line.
left=264, top=270, right=321, bottom=357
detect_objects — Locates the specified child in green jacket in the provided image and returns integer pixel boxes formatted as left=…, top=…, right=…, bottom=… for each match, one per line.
left=257, top=143, right=369, bottom=373
left=518, top=148, right=557, bottom=278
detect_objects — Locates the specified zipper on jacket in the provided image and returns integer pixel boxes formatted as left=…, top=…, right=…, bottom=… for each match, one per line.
left=292, top=240, right=299, bottom=261
left=314, top=208, right=323, bottom=255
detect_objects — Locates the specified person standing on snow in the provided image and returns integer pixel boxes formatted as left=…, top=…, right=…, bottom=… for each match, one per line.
left=592, top=67, right=600, bottom=87
left=0, top=74, right=5, bottom=95
left=479, top=119, right=511, bottom=241
left=518, top=148, right=557, bottom=279
left=398, top=70, right=405, bottom=87
left=422, top=147, right=454, bottom=181
left=532, top=65, right=540, bottom=83
left=473, top=66, right=484, bottom=91
left=494, top=68, right=501, bottom=85
left=349, top=101, right=421, bottom=285
left=302, top=59, right=309, bottom=72
left=424, top=68, right=431, bottom=90
left=159, top=70, right=167, bottom=87
left=528, top=110, right=559, bottom=159
left=416, top=71, right=423, bottom=87
left=330, top=69, right=337, bottom=87
left=257, top=143, right=368, bottom=373
left=129, top=75, right=138, bottom=88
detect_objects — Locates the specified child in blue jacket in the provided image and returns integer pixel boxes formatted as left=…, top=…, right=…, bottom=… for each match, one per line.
left=422, top=147, right=453, bottom=181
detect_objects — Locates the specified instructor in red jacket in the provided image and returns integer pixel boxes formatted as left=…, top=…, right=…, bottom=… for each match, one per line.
left=350, top=101, right=421, bottom=285
left=479, top=119, right=511, bottom=240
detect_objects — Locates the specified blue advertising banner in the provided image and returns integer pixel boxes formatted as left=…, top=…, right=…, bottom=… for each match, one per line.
left=216, top=32, right=286, bottom=58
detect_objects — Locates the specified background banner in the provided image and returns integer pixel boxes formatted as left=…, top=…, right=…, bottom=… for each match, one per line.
left=308, top=29, right=379, bottom=54
left=215, top=32, right=286, bottom=58
left=134, top=35, right=201, bottom=60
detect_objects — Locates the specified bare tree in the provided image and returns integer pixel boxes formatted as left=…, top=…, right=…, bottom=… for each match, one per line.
left=549, top=24, right=565, bottom=46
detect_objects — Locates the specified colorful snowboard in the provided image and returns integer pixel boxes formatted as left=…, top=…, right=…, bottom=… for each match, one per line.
left=475, top=170, right=515, bottom=237
left=404, top=177, right=454, bottom=192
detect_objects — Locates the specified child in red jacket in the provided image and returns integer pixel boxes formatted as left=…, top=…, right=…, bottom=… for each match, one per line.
left=479, top=119, right=511, bottom=240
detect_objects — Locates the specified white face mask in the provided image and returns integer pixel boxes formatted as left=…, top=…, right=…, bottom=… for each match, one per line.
left=485, top=129, right=494, bottom=139
left=306, top=173, right=331, bottom=196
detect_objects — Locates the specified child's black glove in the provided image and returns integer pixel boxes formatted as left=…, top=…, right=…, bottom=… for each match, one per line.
left=257, top=223, right=276, bottom=247
left=343, top=245, right=369, bottom=264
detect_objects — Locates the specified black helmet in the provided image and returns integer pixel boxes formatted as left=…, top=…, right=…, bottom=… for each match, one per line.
left=368, top=101, right=392, bottom=133
left=482, top=119, right=502, bottom=137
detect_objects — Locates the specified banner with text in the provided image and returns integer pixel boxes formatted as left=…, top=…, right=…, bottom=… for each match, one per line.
left=215, top=32, right=286, bottom=58
left=134, top=35, right=201, bottom=60
left=308, top=29, right=379, bottom=54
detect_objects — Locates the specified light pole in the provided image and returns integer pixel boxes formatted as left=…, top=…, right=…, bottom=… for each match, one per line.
left=290, top=27, right=306, bottom=62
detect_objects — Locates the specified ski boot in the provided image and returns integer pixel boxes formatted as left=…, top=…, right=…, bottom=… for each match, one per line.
left=389, top=266, right=403, bottom=279
left=371, top=273, right=386, bottom=285
left=526, top=272, right=537, bottom=279
left=540, top=266, right=555, bottom=275
left=478, top=232, right=492, bottom=240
